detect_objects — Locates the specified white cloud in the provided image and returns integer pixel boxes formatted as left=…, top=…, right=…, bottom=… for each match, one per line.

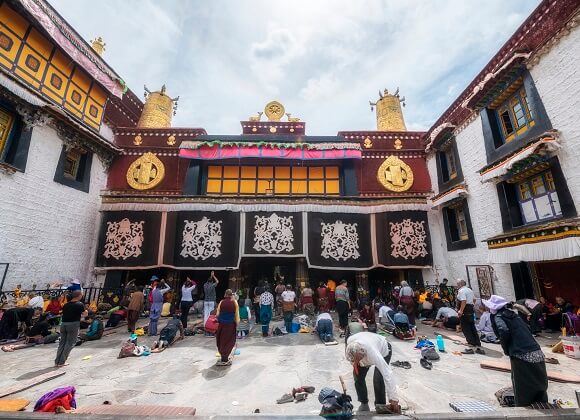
left=50, top=0, right=540, bottom=134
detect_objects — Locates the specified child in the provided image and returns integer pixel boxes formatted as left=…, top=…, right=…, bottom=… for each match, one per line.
left=237, top=300, right=251, bottom=339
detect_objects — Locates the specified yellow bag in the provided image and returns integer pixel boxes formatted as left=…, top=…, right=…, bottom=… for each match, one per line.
left=134, top=328, right=145, bottom=336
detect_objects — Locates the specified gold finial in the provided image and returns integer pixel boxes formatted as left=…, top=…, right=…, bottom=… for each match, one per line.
left=285, top=113, right=301, bottom=122
left=264, top=101, right=285, bottom=121
left=133, top=135, right=142, bottom=145
left=249, top=112, right=263, bottom=122
left=369, top=87, right=407, bottom=131
left=363, top=137, right=373, bottom=149
left=90, top=37, right=106, bottom=56
left=137, top=85, right=180, bottom=128
left=394, top=138, right=403, bottom=150
left=167, top=135, right=176, bottom=145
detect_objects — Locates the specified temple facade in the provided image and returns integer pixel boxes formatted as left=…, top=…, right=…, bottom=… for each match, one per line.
left=1, top=0, right=579, bottom=307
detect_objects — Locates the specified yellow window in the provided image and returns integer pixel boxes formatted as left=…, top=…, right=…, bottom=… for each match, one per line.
left=222, top=179, right=238, bottom=193
left=240, top=179, right=256, bottom=194
left=309, top=167, right=324, bottom=179
left=223, top=166, right=239, bottom=179
left=326, top=167, right=339, bottom=178
left=308, top=180, right=325, bottom=194
left=208, top=166, right=222, bottom=178
left=206, top=179, right=222, bottom=193
left=274, top=180, right=290, bottom=194
left=0, top=108, right=14, bottom=155
left=292, top=167, right=307, bottom=179
left=258, top=166, right=274, bottom=179
left=292, top=180, right=307, bottom=194
left=531, top=176, right=546, bottom=196
left=274, top=166, right=289, bottom=178
left=326, top=180, right=340, bottom=194
left=257, top=179, right=272, bottom=194
left=545, top=171, right=555, bottom=191
left=518, top=183, right=531, bottom=200
left=241, top=166, right=256, bottom=179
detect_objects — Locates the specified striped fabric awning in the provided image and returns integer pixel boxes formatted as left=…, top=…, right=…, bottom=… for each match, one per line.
left=179, top=140, right=362, bottom=160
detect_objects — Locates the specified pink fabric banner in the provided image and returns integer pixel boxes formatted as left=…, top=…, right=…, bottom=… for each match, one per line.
left=178, top=145, right=362, bottom=160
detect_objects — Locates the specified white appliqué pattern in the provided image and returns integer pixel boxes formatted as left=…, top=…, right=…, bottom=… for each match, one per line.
left=180, top=217, right=222, bottom=260
left=103, top=218, right=144, bottom=260
left=320, top=220, right=360, bottom=261
left=389, top=218, right=428, bottom=259
left=253, top=213, right=294, bottom=254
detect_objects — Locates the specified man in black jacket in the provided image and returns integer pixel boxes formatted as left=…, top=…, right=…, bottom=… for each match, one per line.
left=483, top=295, right=548, bottom=407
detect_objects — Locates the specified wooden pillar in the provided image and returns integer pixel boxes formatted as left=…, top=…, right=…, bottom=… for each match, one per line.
left=296, top=258, right=309, bottom=290
left=356, top=271, right=370, bottom=306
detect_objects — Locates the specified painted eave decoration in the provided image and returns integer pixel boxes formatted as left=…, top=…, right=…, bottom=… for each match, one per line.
left=430, top=184, right=468, bottom=208
left=478, top=131, right=560, bottom=182
left=178, top=140, right=362, bottom=160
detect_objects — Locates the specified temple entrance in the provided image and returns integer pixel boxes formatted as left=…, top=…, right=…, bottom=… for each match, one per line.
left=239, top=258, right=297, bottom=291
left=533, top=259, right=580, bottom=307
left=368, top=268, right=424, bottom=302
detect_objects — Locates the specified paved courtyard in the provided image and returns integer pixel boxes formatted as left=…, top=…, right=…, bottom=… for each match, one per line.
left=1, top=316, right=578, bottom=416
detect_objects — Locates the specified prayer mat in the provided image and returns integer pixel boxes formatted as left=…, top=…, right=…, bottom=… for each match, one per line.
left=324, top=340, right=339, bottom=346
left=0, top=399, right=30, bottom=412
left=75, top=405, right=195, bottom=416
left=480, top=360, right=580, bottom=384
left=0, top=371, right=65, bottom=398
left=449, top=400, right=495, bottom=412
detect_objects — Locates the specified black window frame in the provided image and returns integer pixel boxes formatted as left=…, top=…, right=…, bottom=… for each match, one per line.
left=435, top=135, right=464, bottom=191
left=53, top=145, right=92, bottom=193
left=441, top=199, right=476, bottom=251
left=481, top=70, right=552, bottom=164
left=496, top=156, right=576, bottom=232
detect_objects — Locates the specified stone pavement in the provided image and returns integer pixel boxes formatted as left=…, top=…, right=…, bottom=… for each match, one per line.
left=0, top=316, right=578, bottom=416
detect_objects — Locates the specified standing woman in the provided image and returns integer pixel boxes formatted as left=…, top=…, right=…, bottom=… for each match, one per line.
left=180, top=278, right=196, bottom=329
left=259, top=286, right=274, bottom=337
left=149, top=279, right=170, bottom=336
left=335, top=280, right=350, bottom=334
left=317, top=282, right=329, bottom=313
left=483, top=295, right=548, bottom=407
left=215, top=289, right=239, bottom=366
left=253, top=281, right=264, bottom=325
left=399, top=281, right=415, bottom=325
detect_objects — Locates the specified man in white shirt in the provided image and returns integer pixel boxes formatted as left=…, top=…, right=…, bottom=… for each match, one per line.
left=378, top=305, right=395, bottom=331
left=346, top=332, right=399, bottom=414
left=456, top=279, right=484, bottom=354
left=281, top=284, right=296, bottom=333
left=434, top=306, right=459, bottom=329
left=27, top=293, right=44, bottom=310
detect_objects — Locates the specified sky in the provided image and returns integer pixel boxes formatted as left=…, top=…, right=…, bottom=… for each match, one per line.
left=51, top=0, right=540, bottom=135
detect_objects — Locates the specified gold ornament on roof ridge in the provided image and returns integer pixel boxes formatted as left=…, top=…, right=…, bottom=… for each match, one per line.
left=369, top=87, right=407, bottom=132
left=90, top=36, right=106, bottom=56
left=394, top=138, right=403, bottom=150
left=127, top=152, right=165, bottom=190
left=137, top=85, right=180, bottom=128
left=363, top=137, right=373, bottom=148
left=249, top=111, right=263, bottom=122
left=167, top=135, right=176, bottom=145
left=264, top=101, right=285, bottom=121
left=133, top=135, right=142, bottom=145
left=377, top=155, right=414, bottom=192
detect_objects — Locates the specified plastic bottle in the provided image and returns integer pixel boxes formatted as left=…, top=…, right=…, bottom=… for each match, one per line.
left=436, top=334, right=445, bottom=352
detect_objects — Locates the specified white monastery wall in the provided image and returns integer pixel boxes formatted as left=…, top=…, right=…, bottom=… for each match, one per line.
left=529, top=24, right=580, bottom=204
left=0, top=124, right=106, bottom=290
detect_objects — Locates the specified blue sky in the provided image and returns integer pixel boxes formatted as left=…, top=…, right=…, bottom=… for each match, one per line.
left=52, top=0, right=540, bottom=134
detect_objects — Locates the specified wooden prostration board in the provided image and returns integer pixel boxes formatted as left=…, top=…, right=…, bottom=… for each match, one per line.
left=480, top=360, right=580, bottom=384
left=0, top=399, right=30, bottom=412
left=0, top=370, right=65, bottom=398
left=75, top=405, right=195, bottom=416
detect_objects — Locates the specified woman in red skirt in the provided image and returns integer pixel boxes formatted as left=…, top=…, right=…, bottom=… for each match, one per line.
left=215, top=289, right=239, bottom=366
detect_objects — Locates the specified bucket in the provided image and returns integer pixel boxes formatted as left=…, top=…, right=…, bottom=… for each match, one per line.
left=560, top=336, right=580, bottom=359
left=290, top=322, right=300, bottom=333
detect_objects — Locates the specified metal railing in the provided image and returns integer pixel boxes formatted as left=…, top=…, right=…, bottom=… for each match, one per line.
left=0, top=287, right=125, bottom=306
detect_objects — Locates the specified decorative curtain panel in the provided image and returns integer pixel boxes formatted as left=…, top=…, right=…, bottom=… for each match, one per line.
left=306, top=212, right=373, bottom=269
left=164, top=211, right=241, bottom=269
left=243, top=212, right=303, bottom=256
left=97, top=211, right=161, bottom=268
left=375, top=211, right=432, bottom=267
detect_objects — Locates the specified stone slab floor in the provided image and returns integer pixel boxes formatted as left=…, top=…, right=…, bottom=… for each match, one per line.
left=1, top=317, right=578, bottom=416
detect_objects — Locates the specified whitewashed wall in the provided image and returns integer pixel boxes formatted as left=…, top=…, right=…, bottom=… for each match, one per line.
left=0, top=123, right=106, bottom=290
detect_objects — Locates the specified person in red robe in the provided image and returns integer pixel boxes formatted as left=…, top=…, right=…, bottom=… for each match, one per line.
left=215, top=289, right=239, bottom=366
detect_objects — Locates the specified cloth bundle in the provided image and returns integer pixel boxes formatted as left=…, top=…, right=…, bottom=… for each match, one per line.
left=34, top=386, right=76, bottom=412
left=318, top=387, right=353, bottom=420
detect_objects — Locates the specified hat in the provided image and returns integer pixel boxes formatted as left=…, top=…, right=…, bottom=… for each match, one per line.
left=482, top=295, right=509, bottom=314
left=441, top=278, right=448, bottom=283
left=150, top=275, right=159, bottom=282
left=71, top=279, right=81, bottom=285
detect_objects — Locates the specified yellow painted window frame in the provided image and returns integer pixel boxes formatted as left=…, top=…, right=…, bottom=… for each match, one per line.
left=455, top=206, right=469, bottom=241
left=498, top=87, right=535, bottom=143
left=0, top=107, right=15, bottom=157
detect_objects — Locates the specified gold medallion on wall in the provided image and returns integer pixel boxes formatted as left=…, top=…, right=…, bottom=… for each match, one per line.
left=126, top=152, right=165, bottom=190
left=264, top=101, right=285, bottom=121
left=377, top=155, right=414, bottom=192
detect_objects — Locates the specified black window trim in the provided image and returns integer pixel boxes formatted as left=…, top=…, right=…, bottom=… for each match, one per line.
left=434, top=135, right=464, bottom=191
left=53, top=145, right=92, bottom=193
left=441, top=199, right=476, bottom=251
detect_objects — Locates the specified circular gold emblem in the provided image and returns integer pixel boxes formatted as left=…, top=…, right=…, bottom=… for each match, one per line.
left=377, top=155, right=414, bottom=192
left=264, top=100, right=285, bottom=121
left=126, top=152, right=165, bottom=190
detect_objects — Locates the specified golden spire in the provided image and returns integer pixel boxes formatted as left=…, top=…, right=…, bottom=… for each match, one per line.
left=369, top=87, right=407, bottom=131
left=137, top=85, right=180, bottom=128
left=90, top=36, right=106, bottom=56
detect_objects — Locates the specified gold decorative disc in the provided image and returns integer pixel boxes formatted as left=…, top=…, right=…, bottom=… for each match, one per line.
left=377, top=155, right=414, bottom=192
left=126, top=152, right=165, bottom=190
left=264, top=101, right=285, bottom=121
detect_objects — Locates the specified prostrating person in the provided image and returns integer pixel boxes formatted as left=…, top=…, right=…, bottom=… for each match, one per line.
left=149, top=279, right=170, bottom=336
left=316, top=311, right=334, bottom=343
left=152, top=316, right=184, bottom=352
left=345, top=332, right=400, bottom=415
left=215, top=289, right=239, bottom=365
left=203, top=271, right=219, bottom=325
left=27, top=293, right=44, bottom=310
left=55, top=291, right=87, bottom=367
left=433, top=307, right=460, bottom=330
left=335, top=280, right=350, bottom=334
left=514, top=298, right=543, bottom=335
left=281, top=284, right=296, bottom=333
left=358, top=302, right=377, bottom=333
left=259, top=286, right=274, bottom=337
left=300, top=285, right=315, bottom=317
left=317, top=282, right=329, bottom=313
left=79, top=314, right=104, bottom=341
left=456, top=279, right=485, bottom=355
left=483, top=295, right=548, bottom=407
left=127, top=287, right=144, bottom=333
left=398, top=281, right=415, bottom=325
left=0, top=306, right=34, bottom=340
left=180, top=278, right=196, bottom=329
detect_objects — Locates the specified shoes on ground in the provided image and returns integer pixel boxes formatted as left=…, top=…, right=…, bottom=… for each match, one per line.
left=420, top=358, right=432, bottom=370
left=357, top=403, right=370, bottom=413
left=392, top=360, right=412, bottom=369
left=276, top=393, right=294, bottom=404
left=475, top=347, right=486, bottom=355
left=461, top=348, right=475, bottom=354
left=294, top=392, right=308, bottom=402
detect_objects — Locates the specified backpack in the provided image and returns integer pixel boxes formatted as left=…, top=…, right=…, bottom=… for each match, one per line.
left=205, top=314, right=219, bottom=334
left=421, top=346, right=440, bottom=361
left=318, top=387, right=353, bottom=419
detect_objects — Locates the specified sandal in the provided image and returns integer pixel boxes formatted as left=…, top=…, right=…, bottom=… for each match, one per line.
left=461, top=348, right=475, bottom=354
left=391, top=360, right=412, bottom=369
left=276, top=393, right=294, bottom=404
left=420, top=358, right=432, bottom=370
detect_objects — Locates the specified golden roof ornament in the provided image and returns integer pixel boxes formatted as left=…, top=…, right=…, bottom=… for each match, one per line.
left=363, top=137, right=373, bottom=148
left=377, top=155, right=414, bottom=192
left=90, top=36, right=106, bottom=56
left=126, top=152, right=165, bottom=190
left=369, top=87, right=407, bottom=131
left=264, top=101, right=285, bottom=121
left=137, top=85, right=179, bottom=128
